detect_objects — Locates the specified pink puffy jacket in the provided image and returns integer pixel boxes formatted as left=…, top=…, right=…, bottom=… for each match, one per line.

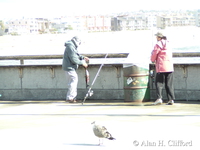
left=151, top=39, right=174, bottom=73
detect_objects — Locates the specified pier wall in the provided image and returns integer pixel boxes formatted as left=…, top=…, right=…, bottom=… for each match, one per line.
left=150, top=64, right=200, bottom=101
left=0, top=53, right=200, bottom=101
left=0, top=65, right=124, bottom=101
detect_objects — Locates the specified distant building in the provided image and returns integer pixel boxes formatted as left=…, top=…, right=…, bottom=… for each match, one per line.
left=146, top=14, right=157, bottom=29
left=111, top=15, right=136, bottom=31
left=111, top=17, right=119, bottom=31
left=5, top=18, right=50, bottom=34
left=134, top=15, right=147, bottom=30
left=111, top=14, right=150, bottom=31
left=0, top=20, right=5, bottom=35
left=50, top=16, right=111, bottom=32
left=157, top=13, right=195, bottom=29
left=51, top=17, right=72, bottom=33
left=195, top=9, right=200, bottom=27
left=36, top=18, right=51, bottom=33
left=4, top=10, right=200, bottom=35
left=111, top=12, right=158, bottom=31
left=86, top=16, right=111, bottom=32
left=71, top=16, right=87, bottom=31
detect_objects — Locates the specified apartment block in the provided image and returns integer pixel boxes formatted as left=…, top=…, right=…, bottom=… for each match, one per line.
left=111, top=13, right=158, bottom=31
left=51, top=15, right=111, bottom=32
left=157, top=13, right=195, bottom=29
left=6, top=18, right=50, bottom=34
left=85, top=16, right=111, bottom=32
left=146, top=14, right=157, bottom=29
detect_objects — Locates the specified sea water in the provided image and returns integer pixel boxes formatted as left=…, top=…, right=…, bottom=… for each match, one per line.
left=0, top=27, right=200, bottom=66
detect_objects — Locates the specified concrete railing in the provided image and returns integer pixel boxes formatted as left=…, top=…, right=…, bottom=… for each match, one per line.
left=0, top=52, right=200, bottom=65
left=0, top=53, right=129, bottom=65
left=173, top=52, right=200, bottom=57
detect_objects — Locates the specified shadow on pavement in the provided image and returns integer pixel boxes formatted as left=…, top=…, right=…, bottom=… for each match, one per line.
left=63, top=143, right=98, bottom=146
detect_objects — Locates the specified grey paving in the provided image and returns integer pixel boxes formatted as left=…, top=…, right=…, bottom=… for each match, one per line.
left=0, top=100, right=199, bottom=150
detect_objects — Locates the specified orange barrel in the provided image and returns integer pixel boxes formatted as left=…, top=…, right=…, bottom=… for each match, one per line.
left=123, top=65, right=150, bottom=102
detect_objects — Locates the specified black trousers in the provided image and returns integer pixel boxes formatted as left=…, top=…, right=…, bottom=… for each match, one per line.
left=155, top=72, right=175, bottom=100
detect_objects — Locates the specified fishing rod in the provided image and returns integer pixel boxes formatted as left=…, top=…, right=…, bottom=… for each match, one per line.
left=82, top=53, right=108, bottom=105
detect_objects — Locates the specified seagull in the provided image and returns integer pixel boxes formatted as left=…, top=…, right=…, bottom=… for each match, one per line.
left=91, top=121, right=116, bottom=145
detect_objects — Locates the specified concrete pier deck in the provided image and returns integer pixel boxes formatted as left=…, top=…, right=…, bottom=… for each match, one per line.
left=0, top=100, right=200, bottom=150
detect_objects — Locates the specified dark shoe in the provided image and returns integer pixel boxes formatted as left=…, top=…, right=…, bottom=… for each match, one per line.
left=68, top=97, right=81, bottom=103
left=167, top=100, right=174, bottom=105
left=66, top=97, right=77, bottom=102
left=70, top=99, right=81, bottom=103
left=66, top=100, right=73, bottom=103
left=69, top=99, right=77, bottom=103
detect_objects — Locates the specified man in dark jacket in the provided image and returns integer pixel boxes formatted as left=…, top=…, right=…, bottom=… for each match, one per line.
left=62, top=36, right=89, bottom=103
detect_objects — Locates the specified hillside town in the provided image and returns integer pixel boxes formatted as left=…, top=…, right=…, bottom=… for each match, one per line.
left=0, top=9, right=200, bottom=35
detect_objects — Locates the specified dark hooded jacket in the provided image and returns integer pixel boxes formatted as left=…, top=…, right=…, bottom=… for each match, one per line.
left=62, top=40, right=85, bottom=71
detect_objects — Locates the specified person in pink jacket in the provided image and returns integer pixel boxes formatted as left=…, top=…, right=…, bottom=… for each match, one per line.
left=151, top=32, right=175, bottom=105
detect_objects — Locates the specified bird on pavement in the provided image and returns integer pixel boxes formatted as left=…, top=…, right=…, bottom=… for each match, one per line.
left=91, top=121, right=116, bottom=145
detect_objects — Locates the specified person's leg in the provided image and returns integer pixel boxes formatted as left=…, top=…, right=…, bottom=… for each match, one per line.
left=152, top=73, right=164, bottom=105
left=165, top=72, right=175, bottom=104
left=155, top=73, right=164, bottom=100
left=65, top=70, right=78, bottom=101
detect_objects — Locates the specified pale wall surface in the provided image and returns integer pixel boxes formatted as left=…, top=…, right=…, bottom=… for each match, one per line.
left=0, top=64, right=200, bottom=101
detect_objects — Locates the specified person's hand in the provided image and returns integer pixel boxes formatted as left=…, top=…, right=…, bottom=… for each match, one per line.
left=83, top=63, right=88, bottom=68
left=84, top=57, right=89, bottom=62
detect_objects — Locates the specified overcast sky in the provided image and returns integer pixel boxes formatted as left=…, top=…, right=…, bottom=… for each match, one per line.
left=0, top=0, right=199, bottom=18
